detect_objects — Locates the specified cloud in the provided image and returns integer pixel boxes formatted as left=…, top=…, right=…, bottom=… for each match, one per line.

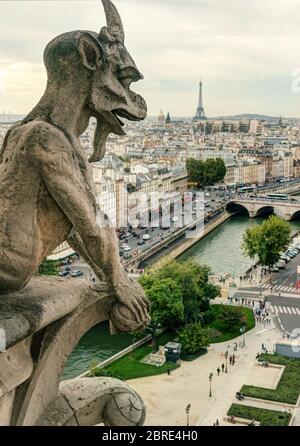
left=0, top=0, right=300, bottom=116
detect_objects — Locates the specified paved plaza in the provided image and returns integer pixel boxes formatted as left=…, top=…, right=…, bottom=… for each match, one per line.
left=128, top=320, right=298, bottom=426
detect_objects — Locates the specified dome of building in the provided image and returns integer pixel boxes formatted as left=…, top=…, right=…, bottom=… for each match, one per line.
left=157, top=109, right=165, bottom=124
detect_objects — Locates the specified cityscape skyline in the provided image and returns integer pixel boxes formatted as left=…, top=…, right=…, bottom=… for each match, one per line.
left=1, top=0, right=300, bottom=118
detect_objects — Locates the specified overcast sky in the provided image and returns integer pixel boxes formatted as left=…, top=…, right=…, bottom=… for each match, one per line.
left=1, top=0, right=300, bottom=117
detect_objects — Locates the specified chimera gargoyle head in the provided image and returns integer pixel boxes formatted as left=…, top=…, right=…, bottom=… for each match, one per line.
left=43, top=0, right=147, bottom=162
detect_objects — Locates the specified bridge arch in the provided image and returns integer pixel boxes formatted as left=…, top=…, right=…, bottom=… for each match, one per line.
left=226, top=202, right=249, bottom=217
left=290, top=210, right=300, bottom=221
left=254, top=206, right=274, bottom=218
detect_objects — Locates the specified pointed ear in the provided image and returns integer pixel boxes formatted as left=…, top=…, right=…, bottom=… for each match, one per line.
left=78, top=33, right=102, bottom=71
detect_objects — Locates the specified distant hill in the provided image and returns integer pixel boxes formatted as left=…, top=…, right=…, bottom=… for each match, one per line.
left=211, top=114, right=279, bottom=121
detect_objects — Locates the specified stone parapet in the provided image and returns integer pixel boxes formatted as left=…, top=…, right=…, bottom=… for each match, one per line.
left=0, top=276, right=146, bottom=426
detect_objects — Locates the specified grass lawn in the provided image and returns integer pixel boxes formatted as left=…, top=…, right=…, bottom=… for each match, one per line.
left=228, top=404, right=291, bottom=426
left=90, top=331, right=179, bottom=381
left=205, top=304, right=256, bottom=343
left=241, top=353, right=300, bottom=405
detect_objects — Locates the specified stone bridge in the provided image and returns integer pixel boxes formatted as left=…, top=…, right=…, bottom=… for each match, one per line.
left=227, top=198, right=300, bottom=221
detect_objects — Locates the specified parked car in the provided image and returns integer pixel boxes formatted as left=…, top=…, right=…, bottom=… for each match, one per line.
left=62, top=265, right=71, bottom=272
left=71, top=270, right=84, bottom=278
left=138, top=239, right=145, bottom=246
left=123, top=253, right=132, bottom=260
left=123, top=246, right=132, bottom=252
left=143, top=234, right=151, bottom=241
left=276, top=261, right=286, bottom=269
left=58, top=269, right=70, bottom=277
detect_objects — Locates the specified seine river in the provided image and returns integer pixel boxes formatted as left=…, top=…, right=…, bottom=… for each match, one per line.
left=180, top=215, right=300, bottom=276
left=63, top=215, right=300, bottom=379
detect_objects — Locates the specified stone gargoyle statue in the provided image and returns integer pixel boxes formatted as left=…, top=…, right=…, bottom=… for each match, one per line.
left=0, top=0, right=150, bottom=332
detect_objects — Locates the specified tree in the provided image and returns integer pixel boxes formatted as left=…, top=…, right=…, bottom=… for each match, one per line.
left=186, top=158, right=226, bottom=188
left=139, top=277, right=184, bottom=329
left=37, top=258, right=59, bottom=276
left=186, top=158, right=204, bottom=187
left=242, top=215, right=291, bottom=271
left=140, top=259, right=220, bottom=329
left=177, top=323, right=210, bottom=354
left=219, top=306, right=247, bottom=330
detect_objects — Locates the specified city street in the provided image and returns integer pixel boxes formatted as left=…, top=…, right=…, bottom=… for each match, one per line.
left=118, top=189, right=229, bottom=263
left=269, top=296, right=300, bottom=336
left=238, top=247, right=300, bottom=336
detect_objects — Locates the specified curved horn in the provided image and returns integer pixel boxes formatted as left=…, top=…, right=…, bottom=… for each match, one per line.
left=101, top=0, right=125, bottom=43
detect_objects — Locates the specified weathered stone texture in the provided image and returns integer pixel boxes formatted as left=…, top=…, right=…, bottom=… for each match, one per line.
left=0, top=0, right=150, bottom=426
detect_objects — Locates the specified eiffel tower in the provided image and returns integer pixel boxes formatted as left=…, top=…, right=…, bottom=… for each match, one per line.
left=193, top=81, right=207, bottom=121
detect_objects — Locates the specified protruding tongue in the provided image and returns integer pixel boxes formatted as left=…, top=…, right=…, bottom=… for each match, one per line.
left=89, top=114, right=125, bottom=163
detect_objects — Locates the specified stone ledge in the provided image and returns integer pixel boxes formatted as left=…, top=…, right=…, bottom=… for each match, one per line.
left=0, top=276, right=110, bottom=350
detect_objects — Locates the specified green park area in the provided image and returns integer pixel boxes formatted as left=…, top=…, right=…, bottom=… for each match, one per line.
left=91, top=259, right=256, bottom=381
left=204, top=304, right=255, bottom=343
left=241, top=354, right=300, bottom=405
left=226, top=354, right=300, bottom=427
left=90, top=331, right=179, bottom=381
left=227, top=404, right=292, bottom=427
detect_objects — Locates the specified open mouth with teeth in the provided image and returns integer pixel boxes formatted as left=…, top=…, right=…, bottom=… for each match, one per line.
left=111, top=108, right=143, bottom=129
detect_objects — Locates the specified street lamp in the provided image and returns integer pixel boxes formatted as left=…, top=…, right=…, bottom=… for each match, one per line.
left=240, top=326, right=246, bottom=347
left=209, top=373, right=213, bottom=397
left=185, top=403, right=191, bottom=426
left=225, top=351, right=229, bottom=373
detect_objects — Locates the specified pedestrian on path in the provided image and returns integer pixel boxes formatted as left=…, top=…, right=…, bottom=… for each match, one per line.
left=229, top=355, right=232, bottom=365
left=232, top=354, right=236, bottom=365
left=221, top=363, right=225, bottom=373
left=215, top=419, right=220, bottom=426
left=217, top=367, right=220, bottom=376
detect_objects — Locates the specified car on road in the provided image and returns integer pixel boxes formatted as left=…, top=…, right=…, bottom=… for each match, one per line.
left=71, top=270, right=84, bottom=278
left=58, top=269, right=70, bottom=277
